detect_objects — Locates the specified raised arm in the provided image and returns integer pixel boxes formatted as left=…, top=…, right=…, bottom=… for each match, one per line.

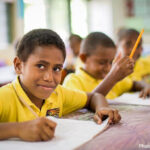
left=93, top=56, right=134, bottom=96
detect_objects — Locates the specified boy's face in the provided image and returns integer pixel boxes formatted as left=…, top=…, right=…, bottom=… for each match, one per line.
left=70, top=39, right=81, bottom=56
left=118, top=34, right=143, bottom=61
left=15, top=45, right=64, bottom=101
left=85, top=46, right=116, bottom=79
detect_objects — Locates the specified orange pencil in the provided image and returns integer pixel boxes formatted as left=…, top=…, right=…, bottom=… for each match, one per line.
left=129, top=29, right=144, bottom=59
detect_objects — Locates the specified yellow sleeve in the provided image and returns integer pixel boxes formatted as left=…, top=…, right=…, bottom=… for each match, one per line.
left=60, top=86, right=87, bottom=116
left=63, top=73, right=85, bottom=91
left=107, top=77, right=133, bottom=99
left=0, top=86, right=10, bottom=122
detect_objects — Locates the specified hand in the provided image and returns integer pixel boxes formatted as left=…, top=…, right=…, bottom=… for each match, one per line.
left=18, top=117, right=57, bottom=141
left=94, top=107, right=121, bottom=124
left=110, top=56, right=134, bottom=82
left=139, top=84, right=150, bottom=99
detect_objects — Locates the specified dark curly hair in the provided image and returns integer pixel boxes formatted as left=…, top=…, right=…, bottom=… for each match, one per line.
left=17, top=29, right=66, bottom=62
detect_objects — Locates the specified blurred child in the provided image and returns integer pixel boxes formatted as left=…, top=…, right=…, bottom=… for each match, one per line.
left=0, top=29, right=121, bottom=142
left=63, top=32, right=150, bottom=99
left=117, top=28, right=150, bottom=97
left=63, top=32, right=135, bottom=99
left=117, top=28, right=150, bottom=82
left=61, top=34, right=83, bottom=83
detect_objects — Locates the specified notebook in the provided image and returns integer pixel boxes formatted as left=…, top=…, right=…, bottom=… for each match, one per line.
left=0, top=117, right=109, bottom=150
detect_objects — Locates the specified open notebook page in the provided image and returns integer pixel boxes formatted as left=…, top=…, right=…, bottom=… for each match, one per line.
left=0, top=117, right=109, bottom=150
left=108, top=92, right=150, bottom=106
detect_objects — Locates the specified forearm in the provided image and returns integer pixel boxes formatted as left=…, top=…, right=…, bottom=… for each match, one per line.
left=89, top=93, right=108, bottom=112
left=0, top=122, right=20, bottom=140
left=93, top=72, right=118, bottom=96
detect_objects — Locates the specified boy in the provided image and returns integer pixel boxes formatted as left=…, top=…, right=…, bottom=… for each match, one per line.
left=117, top=28, right=150, bottom=98
left=0, top=29, right=121, bottom=142
left=63, top=32, right=135, bottom=99
left=117, top=28, right=150, bottom=80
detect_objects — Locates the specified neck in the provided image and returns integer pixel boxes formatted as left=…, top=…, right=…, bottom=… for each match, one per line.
left=19, top=77, right=44, bottom=110
left=82, top=66, right=102, bottom=80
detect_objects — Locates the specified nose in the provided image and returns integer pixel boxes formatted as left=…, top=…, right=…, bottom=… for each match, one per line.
left=43, top=69, right=54, bottom=82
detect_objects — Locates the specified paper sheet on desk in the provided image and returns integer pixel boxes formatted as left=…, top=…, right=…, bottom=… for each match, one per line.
left=109, top=92, right=150, bottom=106
left=0, top=117, right=109, bottom=150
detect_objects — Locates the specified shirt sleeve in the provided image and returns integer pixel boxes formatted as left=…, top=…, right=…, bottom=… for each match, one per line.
left=60, top=86, right=87, bottom=116
left=107, top=77, right=133, bottom=99
left=63, top=74, right=85, bottom=91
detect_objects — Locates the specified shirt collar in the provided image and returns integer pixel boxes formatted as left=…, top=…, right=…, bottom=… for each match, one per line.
left=12, top=76, right=55, bottom=107
left=75, top=68, right=102, bottom=83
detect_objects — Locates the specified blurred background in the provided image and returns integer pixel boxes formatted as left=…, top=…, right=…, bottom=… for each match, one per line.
left=0, top=0, right=150, bottom=65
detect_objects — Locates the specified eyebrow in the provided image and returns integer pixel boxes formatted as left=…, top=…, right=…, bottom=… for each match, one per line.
left=37, top=60, right=63, bottom=67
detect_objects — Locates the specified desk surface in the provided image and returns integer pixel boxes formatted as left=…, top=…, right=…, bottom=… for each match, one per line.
left=64, top=104, right=150, bottom=150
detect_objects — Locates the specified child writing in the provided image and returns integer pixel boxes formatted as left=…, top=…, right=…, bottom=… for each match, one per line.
left=63, top=32, right=149, bottom=99
left=0, top=29, right=121, bottom=142
left=117, top=28, right=150, bottom=98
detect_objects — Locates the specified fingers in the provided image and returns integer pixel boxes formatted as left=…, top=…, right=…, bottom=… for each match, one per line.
left=35, top=118, right=56, bottom=141
left=44, top=118, right=57, bottom=131
left=139, top=88, right=150, bottom=99
left=94, top=108, right=121, bottom=125
left=113, top=110, right=121, bottom=123
left=94, top=114, right=102, bottom=124
left=40, top=125, right=55, bottom=141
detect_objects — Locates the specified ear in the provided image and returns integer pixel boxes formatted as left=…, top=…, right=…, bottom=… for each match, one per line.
left=79, top=53, right=87, bottom=63
left=13, top=56, right=23, bottom=75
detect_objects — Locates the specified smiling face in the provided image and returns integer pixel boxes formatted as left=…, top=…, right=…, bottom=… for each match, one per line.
left=84, top=45, right=116, bottom=79
left=118, top=33, right=143, bottom=61
left=14, top=45, right=64, bottom=102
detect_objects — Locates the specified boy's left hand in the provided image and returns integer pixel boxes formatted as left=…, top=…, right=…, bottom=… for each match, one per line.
left=139, top=85, right=150, bottom=99
left=94, top=107, right=121, bottom=124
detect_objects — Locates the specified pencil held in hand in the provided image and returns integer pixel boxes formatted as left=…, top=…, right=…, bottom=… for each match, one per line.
left=129, top=29, right=144, bottom=59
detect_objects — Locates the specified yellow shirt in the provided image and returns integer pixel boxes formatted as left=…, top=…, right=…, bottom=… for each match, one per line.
left=63, top=68, right=133, bottom=99
left=0, top=77, right=87, bottom=122
left=128, top=56, right=150, bottom=81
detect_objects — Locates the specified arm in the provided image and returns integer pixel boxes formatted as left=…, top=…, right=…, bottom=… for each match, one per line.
left=0, top=117, right=57, bottom=141
left=132, top=81, right=150, bottom=98
left=85, top=93, right=121, bottom=124
left=93, top=56, right=134, bottom=96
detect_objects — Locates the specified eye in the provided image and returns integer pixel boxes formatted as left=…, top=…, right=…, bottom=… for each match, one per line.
left=36, top=64, right=45, bottom=69
left=53, top=66, right=62, bottom=72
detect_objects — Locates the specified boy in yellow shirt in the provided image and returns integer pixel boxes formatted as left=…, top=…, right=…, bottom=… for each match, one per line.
left=117, top=28, right=150, bottom=81
left=0, top=29, right=121, bottom=141
left=63, top=32, right=150, bottom=99
left=117, top=28, right=150, bottom=97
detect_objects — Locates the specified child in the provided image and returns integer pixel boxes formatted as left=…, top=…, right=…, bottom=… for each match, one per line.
left=0, top=29, right=121, bottom=142
left=63, top=32, right=149, bottom=99
left=117, top=28, right=150, bottom=97
left=117, top=28, right=150, bottom=81
left=61, top=34, right=83, bottom=83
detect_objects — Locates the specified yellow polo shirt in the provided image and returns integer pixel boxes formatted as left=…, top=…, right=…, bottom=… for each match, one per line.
left=128, top=56, right=150, bottom=81
left=0, top=77, right=87, bottom=122
left=63, top=68, right=133, bottom=99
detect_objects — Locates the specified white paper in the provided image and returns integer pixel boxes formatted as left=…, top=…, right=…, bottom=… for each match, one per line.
left=111, top=92, right=150, bottom=105
left=0, top=117, right=109, bottom=150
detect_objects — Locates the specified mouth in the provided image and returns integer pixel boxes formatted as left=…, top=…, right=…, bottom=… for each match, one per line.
left=37, top=84, right=56, bottom=91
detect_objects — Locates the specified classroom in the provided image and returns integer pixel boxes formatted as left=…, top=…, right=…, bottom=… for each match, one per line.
left=0, top=0, right=150, bottom=150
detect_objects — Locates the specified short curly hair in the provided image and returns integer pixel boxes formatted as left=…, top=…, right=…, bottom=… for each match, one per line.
left=117, top=28, right=140, bottom=42
left=80, top=32, right=116, bottom=56
left=17, top=29, right=66, bottom=62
